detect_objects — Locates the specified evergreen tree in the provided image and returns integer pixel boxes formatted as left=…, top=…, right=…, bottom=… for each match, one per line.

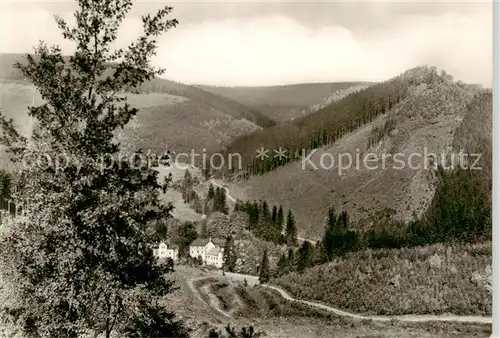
left=323, top=207, right=337, bottom=260
left=192, top=193, right=203, bottom=213
left=259, top=200, right=271, bottom=239
left=322, top=207, right=359, bottom=259
left=247, top=200, right=260, bottom=231
left=271, top=205, right=277, bottom=225
left=213, top=187, right=222, bottom=212
left=184, top=168, right=192, bottom=184
left=285, top=209, right=298, bottom=246
left=234, top=199, right=244, bottom=213
left=277, top=205, right=284, bottom=232
left=212, top=187, right=228, bottom=214
left=222, top=235, right=237, bottom=274
left=311, top=240, right=326, bottom=265
left=261, top=201, right=271, bottom=222
left=0, top=1, right=188, bottom=337
left=200, top=220, right=209, bottom=238
left=269, top=204, right=282, bottom=243
left=276, top=252, right=288, bottom=276
left=258, top=249, right=270, bottom=284
left=220, top=187, right=228, bottom=214
left=297, top=241, right=313, bottom=273
left=0, top=169, right=12, bottom=212
left=207, top=183, right=215, bottom=200
left=287, top=248, right=296, bottom=272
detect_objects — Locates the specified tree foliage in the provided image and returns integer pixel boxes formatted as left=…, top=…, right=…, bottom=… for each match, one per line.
left=0, top=1, right=187, bottom=337
left=214, top=72, right=410, bottom=179
left=236, top=199, right=289, bottom=245
left=285, top=210, right=297, bottom=246
left=258, top=249, right=270, bottom=284
left=174, top=221, right=198, bottom=257
left=280, top=166, right=491, bottom=277
left=222, top=235, right=237, bottom=273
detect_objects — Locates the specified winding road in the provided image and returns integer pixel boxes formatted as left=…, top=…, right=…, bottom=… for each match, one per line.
left=190, top=274, right=492, bottom=325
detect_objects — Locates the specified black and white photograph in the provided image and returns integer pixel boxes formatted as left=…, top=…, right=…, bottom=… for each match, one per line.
left=0, top=1, right=495, bottom=337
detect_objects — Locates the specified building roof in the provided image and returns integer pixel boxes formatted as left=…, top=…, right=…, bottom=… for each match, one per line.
left=156, top=241, right=179, bottom=250
left=190, top=237, right=225, bottom=248
left=190, top=238, right=209, bottom=247
left=206, top=247, right=222, bottom=256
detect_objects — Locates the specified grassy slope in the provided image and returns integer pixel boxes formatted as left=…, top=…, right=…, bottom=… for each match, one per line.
left=155, top=162, right=203, bottom=223
left=0, top=80, right=42, bottom=136
left=225, top=70, right=484, bottom=239
left=0, top=53, right=266, bottom=157
left=273, top=242, right=491, bottom=316
left=196, top=82, right=369, bottom=122
left=135, top=78, right=276, bottom=128
left=117, top=99, right=260, bottom=155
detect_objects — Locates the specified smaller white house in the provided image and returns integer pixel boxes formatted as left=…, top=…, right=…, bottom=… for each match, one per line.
left=153, top=241, right=179, bottom=262
left=189, top=237, right=225, bottom=268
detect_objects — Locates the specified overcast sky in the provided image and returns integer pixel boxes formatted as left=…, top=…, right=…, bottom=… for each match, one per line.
left=0, top=0, right=492, bottom=87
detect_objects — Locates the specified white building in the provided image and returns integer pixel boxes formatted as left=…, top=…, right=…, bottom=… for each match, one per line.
left=153, top=241, right=179, bottom=262
left=189, top=237, right=225, bottom=268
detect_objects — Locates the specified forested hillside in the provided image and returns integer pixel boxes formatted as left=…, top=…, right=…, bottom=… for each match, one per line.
left=196, top=82, right=368, bottom=122
left=214, top=68, right=413, bottom=178
left=223, top=67, right=488, bottom=238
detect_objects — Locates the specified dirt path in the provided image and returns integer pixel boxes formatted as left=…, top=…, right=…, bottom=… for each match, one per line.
left=262, top=284, right=492, bottom=324
left=211, top=179, right=319, bottom=243
left=189, top=270, right=491, bottom=325
left=187, top=276, right=232, bottom=319
left=210, top=180, right=237, bottom=203
left=200, top=284, right=232, bottom=318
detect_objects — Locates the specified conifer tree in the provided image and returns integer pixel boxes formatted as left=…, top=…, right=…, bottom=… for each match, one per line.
left=222, top=235, right=237, bottom=274
left=183, top=168, right=192, bottom=187
left=0, top=2, right=188, bottom=337
left=259, top=249, right=270, bottom=284
left=287, top=248, right=296, bottom=271
left=200, top=220, right=208, bottom=238
left=277, top=205, right=284, bottom=230
left=276, top=252, right=288, bottom=276
left=285, top=209, right=298, bottom=246
left=271, top=205, right=277, bottom=224
left=259, top=200, right=271, bottom=238
left=0, top=169, right=12, bottom=211
left=207, top=183, right=215, bottom=200
left=220, top=187, right=228, bottom=214
left=297, top=241, right=313, bottom=273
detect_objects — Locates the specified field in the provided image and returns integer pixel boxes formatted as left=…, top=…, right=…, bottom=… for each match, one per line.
left=274, top=242, right=492, bottom=317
